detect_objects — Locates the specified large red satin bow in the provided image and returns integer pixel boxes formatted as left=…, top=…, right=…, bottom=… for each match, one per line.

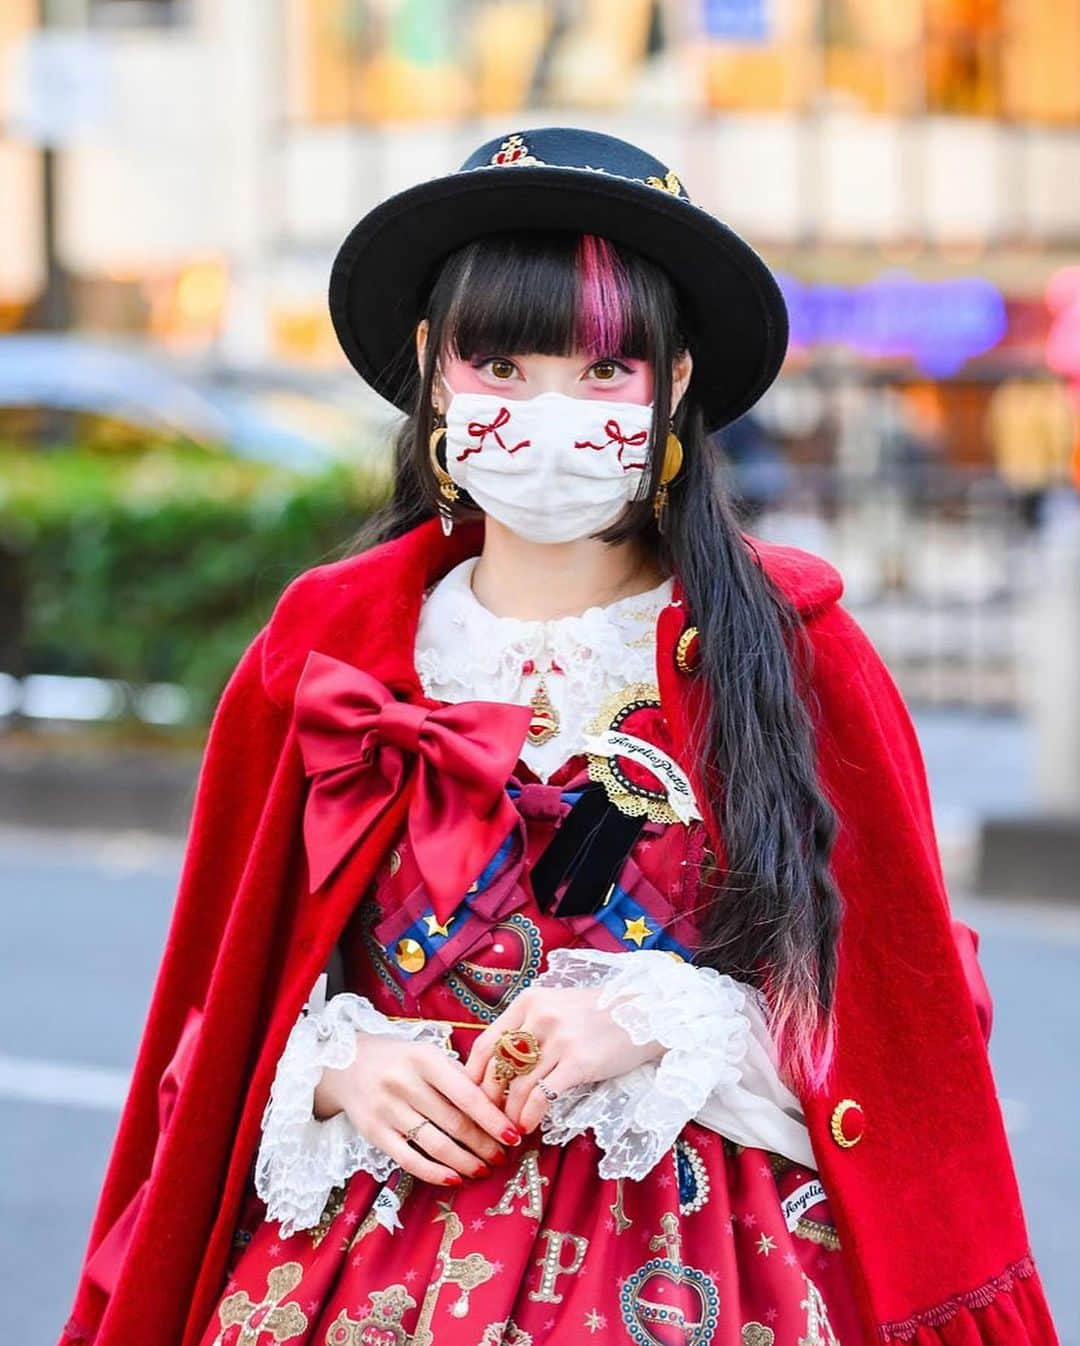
left=294, top=651, right=533, bottom=925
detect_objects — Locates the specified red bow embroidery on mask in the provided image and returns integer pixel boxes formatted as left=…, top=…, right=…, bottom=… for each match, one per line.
left=294, top=651, right=533, bottom=925
left=574, top=418, right=649, bottom=468
left=458, top=404, right=531, bottom=458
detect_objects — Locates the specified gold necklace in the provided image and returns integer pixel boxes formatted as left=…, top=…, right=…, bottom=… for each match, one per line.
left=521, top=656, right=563, bottom=746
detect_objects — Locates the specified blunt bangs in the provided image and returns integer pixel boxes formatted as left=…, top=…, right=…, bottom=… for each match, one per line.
left=429, top=230, right=666, bottom=367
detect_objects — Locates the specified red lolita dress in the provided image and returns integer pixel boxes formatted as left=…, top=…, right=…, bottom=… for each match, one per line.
left=197, top=556, right=866, bottom=1346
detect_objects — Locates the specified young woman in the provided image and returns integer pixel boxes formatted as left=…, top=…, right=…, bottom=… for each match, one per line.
left=59, top=128, right=1058, bottom=1346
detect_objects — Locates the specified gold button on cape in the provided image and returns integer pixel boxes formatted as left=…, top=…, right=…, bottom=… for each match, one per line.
left=830, top=1098, right=866, bottom=1148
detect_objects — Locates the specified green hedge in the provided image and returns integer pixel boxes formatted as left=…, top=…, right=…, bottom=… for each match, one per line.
left=0, top=445, right=392, bottom=725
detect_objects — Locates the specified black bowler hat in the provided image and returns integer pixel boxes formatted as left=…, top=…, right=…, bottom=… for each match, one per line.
left=328, top=125, right=789, bottom=434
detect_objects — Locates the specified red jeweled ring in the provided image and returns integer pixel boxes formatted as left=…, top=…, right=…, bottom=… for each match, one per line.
left=493, top=1028, right=542, bottom=1090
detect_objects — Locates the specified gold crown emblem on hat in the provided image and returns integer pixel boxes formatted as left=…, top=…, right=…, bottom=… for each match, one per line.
left=489, top=133, right=546, bottom=167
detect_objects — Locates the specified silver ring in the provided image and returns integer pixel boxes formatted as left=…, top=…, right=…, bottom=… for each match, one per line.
left=404, top=1119, right=430, bottom=1144
left=537, top=1081, right=559, bottom=1102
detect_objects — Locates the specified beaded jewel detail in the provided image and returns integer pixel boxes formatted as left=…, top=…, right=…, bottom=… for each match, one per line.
left=489, top=133, right=546, bottom=167
left=483, top=133, right=688, bottom=200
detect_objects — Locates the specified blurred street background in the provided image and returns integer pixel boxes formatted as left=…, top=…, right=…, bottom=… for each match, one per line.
left=1, top=0, right=1078, bottom=1341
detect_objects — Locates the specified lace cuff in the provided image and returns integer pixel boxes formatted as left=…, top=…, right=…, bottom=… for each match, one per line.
left=253, top=980, right=460, bottom=1237
left=531, top=946, right=815, bottom=1180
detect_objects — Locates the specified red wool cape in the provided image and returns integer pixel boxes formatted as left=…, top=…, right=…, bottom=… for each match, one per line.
left=58, top=515, right=1059, bottom=1346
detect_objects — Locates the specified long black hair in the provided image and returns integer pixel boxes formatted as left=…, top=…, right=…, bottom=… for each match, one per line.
left=347, top=229, right=842, bottom=1092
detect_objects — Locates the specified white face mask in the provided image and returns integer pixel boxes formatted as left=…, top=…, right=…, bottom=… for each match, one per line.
left=439, top=376, right=655, bottom=544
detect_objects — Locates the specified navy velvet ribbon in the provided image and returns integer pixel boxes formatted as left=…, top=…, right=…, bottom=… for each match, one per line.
left=527, top=782, right=647, bottom=917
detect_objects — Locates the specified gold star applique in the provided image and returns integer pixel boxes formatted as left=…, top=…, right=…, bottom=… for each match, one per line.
left=622, top=915, right=653, bottom=947
left=423, top=913, right=454, bottom=938
left=755, top=1232, right=777, bottom=1257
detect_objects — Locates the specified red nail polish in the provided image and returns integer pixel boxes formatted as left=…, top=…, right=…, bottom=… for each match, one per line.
left=443, top=1174, right=462, bottom=1185
left=489, top=1150, right=509, bottom=1166
left=475, top=1163, right=491, bottom=1178
left=502, top=1127, right=521, bottom=1144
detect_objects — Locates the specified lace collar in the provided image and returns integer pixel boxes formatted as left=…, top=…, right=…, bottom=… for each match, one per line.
left=414, top=555, right=675, bottom=706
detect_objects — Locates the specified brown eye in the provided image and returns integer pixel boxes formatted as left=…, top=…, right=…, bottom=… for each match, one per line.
left=591, top=360, right=626, bottom=381
left=490, top=358, right=515, bottom=379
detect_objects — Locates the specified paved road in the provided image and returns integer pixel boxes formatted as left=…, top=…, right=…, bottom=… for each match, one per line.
left=1, top=821, right=1076, bottom=1345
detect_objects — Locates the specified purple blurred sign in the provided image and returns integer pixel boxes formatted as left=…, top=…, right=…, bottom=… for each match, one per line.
left=778, top=271, right=1008, bottom=375
left=703, top=0, right=770, bottom=43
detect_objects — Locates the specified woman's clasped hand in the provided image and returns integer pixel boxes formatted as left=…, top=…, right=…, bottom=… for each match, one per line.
left=312, top=983, right=666, bottom=1188
left=463, top=982, right=667, bottom=1136
left=312, top=1029, right=522, bottom=1187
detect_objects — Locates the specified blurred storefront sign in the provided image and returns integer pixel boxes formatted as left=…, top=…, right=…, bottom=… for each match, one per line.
left=986, top=378, right=1077, bottom=494
left=271, top=0, right=1080, bottom=125
left=6, top=30, right=112, bottom=146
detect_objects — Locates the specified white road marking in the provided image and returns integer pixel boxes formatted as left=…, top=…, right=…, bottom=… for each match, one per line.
left=0, top=823, right=184, bottom=874
left=0, top=1053, right=129, bottom=1110
left=1000, top=1097, right=1032, bottom=1135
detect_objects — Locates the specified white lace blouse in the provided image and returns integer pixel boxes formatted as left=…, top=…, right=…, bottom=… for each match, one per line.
left=253, top=555, right=815, bottom=1237
left=415, top=555, right=676, bottom=782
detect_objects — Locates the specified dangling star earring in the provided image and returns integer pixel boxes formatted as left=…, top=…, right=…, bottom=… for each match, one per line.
left=653, top=425, right=683, bottom=529
left=428, top=409, right=458, bottom=536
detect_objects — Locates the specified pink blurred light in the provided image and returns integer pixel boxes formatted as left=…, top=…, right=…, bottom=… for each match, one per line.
left=1045, top=267, right=1080, bottom=386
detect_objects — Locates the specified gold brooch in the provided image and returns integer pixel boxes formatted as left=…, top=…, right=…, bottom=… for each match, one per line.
left=583, top=682, right=701, bottom=825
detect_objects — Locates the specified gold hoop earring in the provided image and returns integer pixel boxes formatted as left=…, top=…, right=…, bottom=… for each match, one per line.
left=653, top=428, right=683, bottom=526
left=428, top=421, right=458, bottom=536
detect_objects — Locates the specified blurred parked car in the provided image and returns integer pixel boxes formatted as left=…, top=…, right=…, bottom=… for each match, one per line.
left=0, top=333, right=385, bottom=470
